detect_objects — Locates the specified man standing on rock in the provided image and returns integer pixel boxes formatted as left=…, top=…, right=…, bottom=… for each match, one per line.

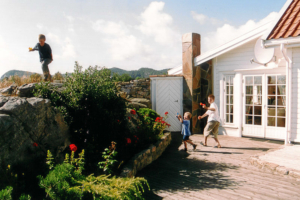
left=29, top=34, right=53, bottom=81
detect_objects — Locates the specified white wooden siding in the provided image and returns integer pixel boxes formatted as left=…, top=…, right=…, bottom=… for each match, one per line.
left=290, top=47, right=300, bottom=142
left=213, top=38, right=286, bottom=138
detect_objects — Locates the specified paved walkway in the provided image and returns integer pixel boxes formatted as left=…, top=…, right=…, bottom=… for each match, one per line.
left=138, top=133, right=300, bottom=200
left=258, top=145, right=300, bottom=172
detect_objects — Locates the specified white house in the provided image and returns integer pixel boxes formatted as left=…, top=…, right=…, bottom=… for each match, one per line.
left=165, top=0, right=300, bottom=144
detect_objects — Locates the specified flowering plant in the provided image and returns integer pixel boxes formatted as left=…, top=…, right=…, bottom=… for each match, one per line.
left=69, top=144, right=77, bottom=152
left=153, top=112, right=170, bottom=136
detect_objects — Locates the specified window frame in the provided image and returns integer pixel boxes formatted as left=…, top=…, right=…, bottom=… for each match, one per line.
left=223, top=75, right=234, bottom=125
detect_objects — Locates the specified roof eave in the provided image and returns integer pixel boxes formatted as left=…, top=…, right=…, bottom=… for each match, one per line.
left=264, top=36, right=300, bottom=48
left=194, top=23, right=270, bottom=66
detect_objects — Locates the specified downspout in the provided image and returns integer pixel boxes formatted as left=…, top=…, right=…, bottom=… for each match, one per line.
left=280, top=43, right=291, bottom=145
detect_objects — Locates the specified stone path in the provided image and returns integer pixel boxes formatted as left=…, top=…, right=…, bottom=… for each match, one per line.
left=138, top=133, right=300, bottom=200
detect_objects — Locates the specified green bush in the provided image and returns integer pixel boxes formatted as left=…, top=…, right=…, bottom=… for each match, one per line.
left=34, top=62, right=130, bottom=170
left=112, top=73, right=132, bottom=82
left=0, top=186, right=12, bottom=200
left=38, top=149, right=149, bottom=200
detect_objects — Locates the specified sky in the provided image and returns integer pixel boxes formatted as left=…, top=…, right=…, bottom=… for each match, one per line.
left=0, top=0, right=286, bottom=77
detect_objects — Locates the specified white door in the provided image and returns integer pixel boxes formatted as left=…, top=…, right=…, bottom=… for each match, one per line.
left=155, top=78, right=183, bottom=132
left=242, top=74, right=286, bottom=140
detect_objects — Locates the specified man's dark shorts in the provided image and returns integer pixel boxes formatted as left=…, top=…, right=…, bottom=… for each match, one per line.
left=183, top=135, right=190, bottom=141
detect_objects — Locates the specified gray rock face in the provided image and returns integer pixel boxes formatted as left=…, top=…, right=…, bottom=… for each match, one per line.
left=17, top=83, right=37, bottom=97
left=0, top=85, right=17, bottom=95
left=0, top=96, right=70, bottom=169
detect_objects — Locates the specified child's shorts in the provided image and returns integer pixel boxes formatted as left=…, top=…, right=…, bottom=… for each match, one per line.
left=183, top=135, right=190, bottom=141
left=204, top=121, right=220, bottom=138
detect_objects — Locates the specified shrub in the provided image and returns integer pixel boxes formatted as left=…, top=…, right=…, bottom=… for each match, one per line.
left=34, top=62, right=130, bottom=171
left=0, top=186, right=13, bottom=200
left=39, top=149, right=149, bottom=200
left=53, top=72, right=64, bottom=80
left=30, top=73, right=42, bottom=82
left=112, top=73, right=132, bottom=82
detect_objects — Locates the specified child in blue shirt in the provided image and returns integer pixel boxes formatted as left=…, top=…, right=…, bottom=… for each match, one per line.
left=177, top=112, right=197, bottom=151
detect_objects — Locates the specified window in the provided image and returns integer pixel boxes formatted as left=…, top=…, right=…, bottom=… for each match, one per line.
left=225, top=75, right=234, bottom=123
left=245, top=76, right=262, bottom=125
left=267, top=75, right=286, bottom=127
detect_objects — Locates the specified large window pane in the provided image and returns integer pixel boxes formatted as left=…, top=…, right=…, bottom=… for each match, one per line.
left=246, top=96, right=253, bottom=104
left=246, top=106, right=253, bottom=114
left=268, top=76, right=276, bottom=84
left=268, top=107, right=276, bottom=116
left=246, top=115, right=252, bottom=124
left=246, top=86, right=253, bottom=94
left=277, top=118, right=285, bottom=127
left=246, top=77, right=253, bottom=85
left=277, top=96, right=286, bottom=106
left=254, top=106, right=262, bottom=115
left=254, top=116, right=262, bottom=125
left=277, top=107, right=286, bottom=117
left=254, top=76, right=262, bottom=84
left=268, top=96, right=276, bottom=105
left=268, top=86, right=276, bottom=95
left=268, top=117, right=276, bottom=126
left=277, top=85, right=286, bottom=95
left=277, top=76, right=286, bottom=84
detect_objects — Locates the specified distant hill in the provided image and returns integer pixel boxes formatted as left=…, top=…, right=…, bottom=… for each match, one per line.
left=109, top=67, right=169, bottom=79
left=1, top=70, right=36, bottom=79
left=1, top=68, right=170, bottom=80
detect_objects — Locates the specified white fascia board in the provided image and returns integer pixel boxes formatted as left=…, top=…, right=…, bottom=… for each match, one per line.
left=264, top=36, right=300, bottom=48
left=194, top=22, right=270, bottom=66
left=168, top=65, right=182, bottom=75
left=262, top=0, right=293, bottom=40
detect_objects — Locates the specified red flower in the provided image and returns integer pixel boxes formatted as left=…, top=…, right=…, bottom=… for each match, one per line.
left=165, top=112, right=168, bottom=115
left=200, top=103, right=203, bottom=106
left=117, top=119, right=120, bottom=123
left=155, top=117, right=160, bottom=122
left=133, top=135, right=139, bottom=143
left=126, top=138, right=131, bottom=144
left=130, top=109, right=136, bottom=115
left=69, top=144, right=77, bottom=152
left=161, top=121, right=166, bottom=124
left=128, top=116, right=131, bottom=120
left=137, top=126, right=139, bottom=129
left=33, top=142, right=38, bottom=147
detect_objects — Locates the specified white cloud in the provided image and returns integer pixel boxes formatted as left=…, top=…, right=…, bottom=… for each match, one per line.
left=202, top=12, right=279, bottom=52
left=137, top=1, right=180, bottom=45
left=191, top=11, right=221, bottom=25
left=92, top=20, right=129, bottom=36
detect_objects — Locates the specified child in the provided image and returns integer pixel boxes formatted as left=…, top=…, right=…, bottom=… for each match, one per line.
left=198, top=94, right=222, bottom=148
left=176, top=112, right=197, bottom=151
left=29, top=34, right=53, bottom=81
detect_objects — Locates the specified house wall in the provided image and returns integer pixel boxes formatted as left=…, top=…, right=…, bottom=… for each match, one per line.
left=214, top=37, right=286, bottom=138
left=291, top=47, right=300, bottom=142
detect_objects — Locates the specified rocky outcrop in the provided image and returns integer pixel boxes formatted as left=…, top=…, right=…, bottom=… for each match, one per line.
left=0, top=82, right=65, bottom=97
left=117, top=78, right=151, bottom=100
left=0, top=96, right=70, bottom=169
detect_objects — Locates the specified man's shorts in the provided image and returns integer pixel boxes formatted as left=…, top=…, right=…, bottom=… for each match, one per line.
left=204, top=121, right=220, bottom=138
left=183, top=135, right=190, bottom=141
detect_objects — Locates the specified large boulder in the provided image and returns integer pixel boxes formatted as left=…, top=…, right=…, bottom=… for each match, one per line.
left=0, top=96, right=70, bottom=172
left=17, top=83, right=37, bottom=97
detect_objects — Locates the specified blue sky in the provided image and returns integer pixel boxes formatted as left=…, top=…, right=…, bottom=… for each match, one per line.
left=0, top=0, right=286, bottom=76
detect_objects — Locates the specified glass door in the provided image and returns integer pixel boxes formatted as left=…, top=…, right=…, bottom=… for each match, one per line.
left=265, top=75, right=286, bottom=139
left=243, top=76, right=264, bottom=138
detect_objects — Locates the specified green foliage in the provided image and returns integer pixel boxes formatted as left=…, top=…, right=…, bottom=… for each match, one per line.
left=98, top=142, right=118, bottom=174
left=38, top=163, right=84, bottom=200
left=34, top=62, right=129, bottom=170
left=109, top=67, right=170, bottom=79
left=135, top=76, right=141, bottom=80
left=53, top=72, right=64, bottom=80
left=0, top=186, right=13, bottom=200
left=73, top=174, right=149, bottom=200
left=18, top=194, right=31, bottom=200
left=112, top=73, right=132, bottom=82
left=46, top=150, right=54, bottom=170
left=39, top=150, right=149, bottom=200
